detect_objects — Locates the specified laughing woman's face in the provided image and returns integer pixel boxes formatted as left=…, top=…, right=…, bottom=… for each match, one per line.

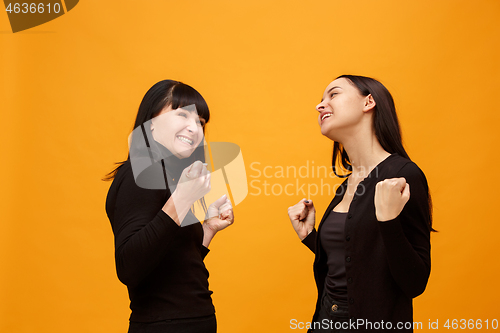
left=151, top=104, right=206, bottom=159
left=316, top=78, right=375, bottom=142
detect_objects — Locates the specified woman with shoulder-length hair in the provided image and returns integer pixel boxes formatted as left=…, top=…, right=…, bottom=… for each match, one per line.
left=288, top=75, right=434, bottom=332
left=104, top=80, right=234, bottom=333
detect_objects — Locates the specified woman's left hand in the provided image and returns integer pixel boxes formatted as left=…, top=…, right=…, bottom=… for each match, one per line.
left=203, top=195, right=234, bottom=235
left=374, top=177, right=410, bottom=222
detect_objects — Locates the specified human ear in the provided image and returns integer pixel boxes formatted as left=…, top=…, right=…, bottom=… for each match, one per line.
left=363, top=94, right=376, bottom=112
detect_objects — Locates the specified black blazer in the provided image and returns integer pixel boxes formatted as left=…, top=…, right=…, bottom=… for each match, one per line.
left=302, top=153, right=431, bottom=332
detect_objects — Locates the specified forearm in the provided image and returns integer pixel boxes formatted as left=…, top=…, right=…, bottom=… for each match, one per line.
left=379, top=216, right=431, bottom=298
left=301, top=228, right=317, bottom=253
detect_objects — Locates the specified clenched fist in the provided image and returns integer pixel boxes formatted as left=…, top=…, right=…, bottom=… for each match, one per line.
left=288, top=199, right=316, bottom=240
left=204, top=194, right=234, bottom=233
left=374, top=177, right=410, bottom=222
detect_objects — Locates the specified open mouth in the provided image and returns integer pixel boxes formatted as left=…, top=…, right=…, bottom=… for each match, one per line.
left=321, top=112, right=332, bottom=122
left=177, top=135, right=194, bottom=146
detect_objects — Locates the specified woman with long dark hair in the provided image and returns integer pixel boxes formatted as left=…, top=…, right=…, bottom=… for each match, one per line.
left=288, top=75, right=434, bottom=332
left=105, top=80, right=233, bottom=333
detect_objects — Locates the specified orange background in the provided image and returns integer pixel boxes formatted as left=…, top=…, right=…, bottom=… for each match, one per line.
left=1, top=0, right=499, bottom=332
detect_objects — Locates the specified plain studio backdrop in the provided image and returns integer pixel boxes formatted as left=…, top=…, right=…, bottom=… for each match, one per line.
left=1, top=0, right=499, bottom=332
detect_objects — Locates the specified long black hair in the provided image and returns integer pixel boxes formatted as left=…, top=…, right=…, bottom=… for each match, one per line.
left=103, top=80, right=210, bottom=181
left=331, top=75, right=435, bottom=232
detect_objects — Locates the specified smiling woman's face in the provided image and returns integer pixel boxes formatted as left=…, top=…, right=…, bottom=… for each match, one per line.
left=150, top=104, right=206, bottom=159
left=315, top=78, right=374, bottom=141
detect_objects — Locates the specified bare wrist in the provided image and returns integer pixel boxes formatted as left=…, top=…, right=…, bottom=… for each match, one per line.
left=300, top=228, right=313, bottom=241
left=171, top=190, right=194, bottom=208
left=203, top=222, right=217, bottom=237
left=202, top=223, right=217, bottom=247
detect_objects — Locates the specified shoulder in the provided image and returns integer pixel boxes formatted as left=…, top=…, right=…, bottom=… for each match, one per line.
left=112, top=159, right=169, bottom=193
left=108, top=160, right=134, bottom=194
left=374, top=154, right=429, bottom=195
left=106, top=160, right=168, bottom=214
left=397, top=158, right=427, bottom=187
left=382, top=155, right=429, bottom=196
left=105, top=161, right=131, bottom=221
left=380, top=154, right=427, bottom=181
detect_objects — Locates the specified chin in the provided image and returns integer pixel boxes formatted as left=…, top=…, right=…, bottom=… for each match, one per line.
left=321, top=130, right=339, bottom=142
left=321, top=123, right=344, bottom=141
left=172, top=142, right=196, bottom=159
left=320, top=126, right=332, bottom=138
left=176, top=151, right=194, bottom=159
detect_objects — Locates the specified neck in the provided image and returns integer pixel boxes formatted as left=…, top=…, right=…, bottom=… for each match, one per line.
left=152, top=139, right=191, bottom=180
left=340, top=133, right=391, bottom=180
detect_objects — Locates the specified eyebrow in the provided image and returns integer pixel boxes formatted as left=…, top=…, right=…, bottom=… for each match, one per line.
left=321, top=86, right=342, bottom=102
left=177, top=109, right=201, bottom=116
left=176, top=109, right=206, bottom=123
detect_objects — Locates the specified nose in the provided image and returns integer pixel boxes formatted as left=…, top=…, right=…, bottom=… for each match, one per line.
left=316, top=100, right=327, bottom=112
left=186, top=115, right=200, bottom=133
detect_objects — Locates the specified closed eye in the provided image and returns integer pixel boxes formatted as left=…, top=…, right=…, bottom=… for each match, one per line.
left=178, top=110, right=206, bottom=127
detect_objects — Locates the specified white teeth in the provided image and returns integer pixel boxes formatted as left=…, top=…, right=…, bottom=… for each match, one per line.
left=321, top=113, right=332, bottom=121
left=177, top=136, right=193, bottom=145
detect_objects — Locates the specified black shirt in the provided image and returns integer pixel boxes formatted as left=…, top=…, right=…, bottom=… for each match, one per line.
left=319, top=211, right=348, bottom=302
left=105, top=142, right=215, bottom=322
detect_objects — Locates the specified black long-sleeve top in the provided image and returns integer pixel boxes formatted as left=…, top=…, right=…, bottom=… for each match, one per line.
left=302, top=153, right=431, bottom=332
left=105, top=146, right=215, bottom=322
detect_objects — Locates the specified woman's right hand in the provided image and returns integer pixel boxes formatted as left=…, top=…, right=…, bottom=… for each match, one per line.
left=288, top=199, right=316, bottom=241
left=163, top=161, right=211, bottom=226
left=173, top=161, right=211, bottom=205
